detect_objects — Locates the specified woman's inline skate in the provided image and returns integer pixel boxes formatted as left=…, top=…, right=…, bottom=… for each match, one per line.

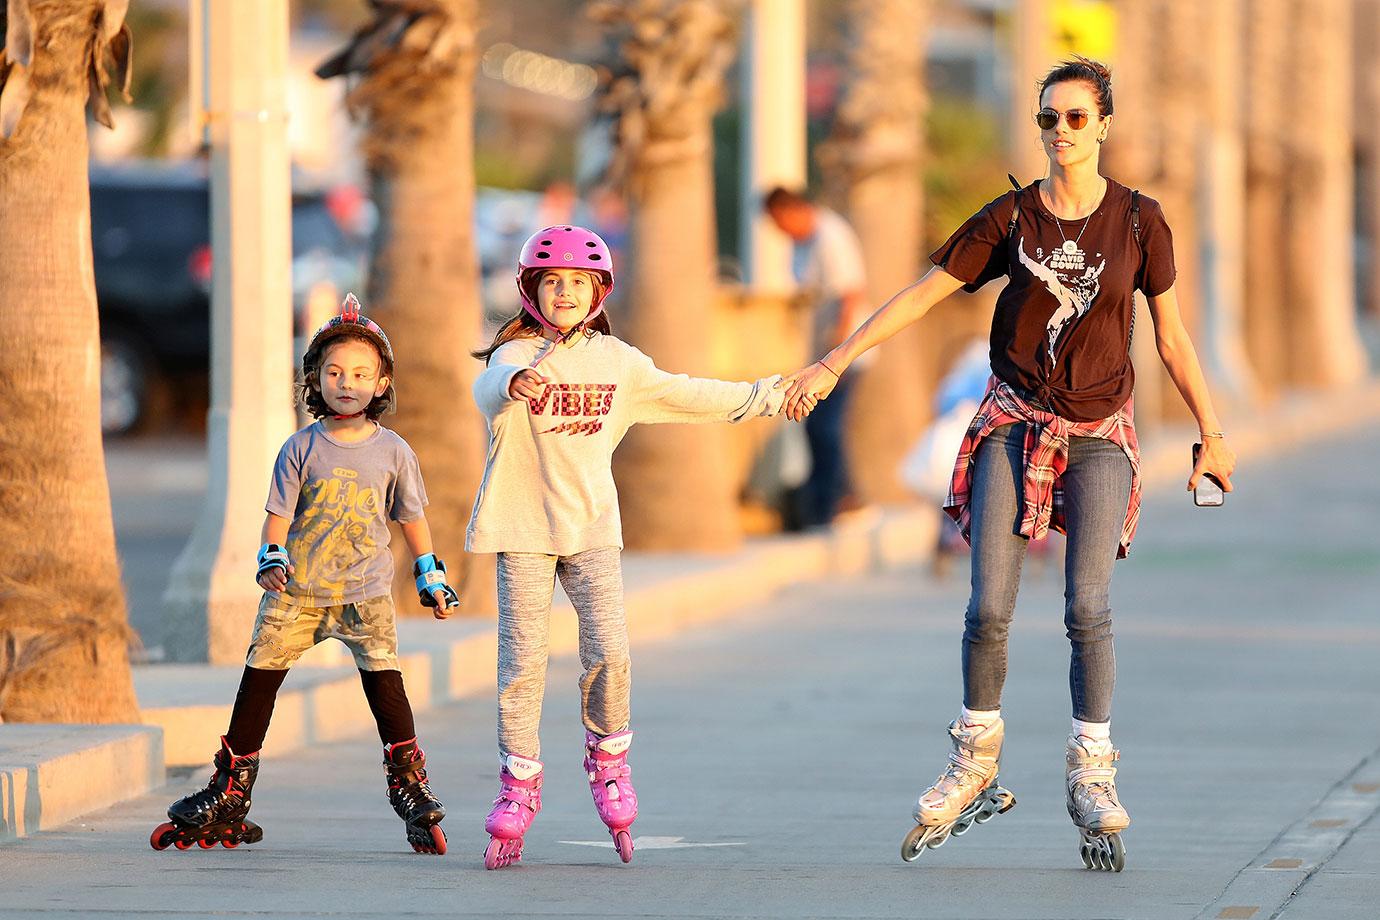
left=584, top=729, right=638, bottom=863
left=383, top=738, right=447, bottom=855
left=483, top=754, right=543, bottom=869
left=151, top=737, right=263, bottom=850
left=901, top=718, right=1017, bottom=862
left=1066, top=734, right=1129, bottom=871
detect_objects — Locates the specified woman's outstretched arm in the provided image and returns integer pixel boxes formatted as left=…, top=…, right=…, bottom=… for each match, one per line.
left=782, top=266, right=965, bottom=421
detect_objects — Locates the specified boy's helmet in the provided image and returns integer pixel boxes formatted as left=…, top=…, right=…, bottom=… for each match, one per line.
left=303, top=292, right=395, bottom=377
left=515, top=225, right=615, bottom=333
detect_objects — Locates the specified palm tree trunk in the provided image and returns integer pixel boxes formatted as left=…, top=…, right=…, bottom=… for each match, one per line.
left=596, top=0, right=743, bottom=550
left=316, top=1, right=495, bottom=615
left=1243, top=0, right=1289, bottom=398
left=0, top=0, right=139, bottom=722
left=818, top=0, right=930, bottom=505
left=1281, top=0, right=1368, bottom=386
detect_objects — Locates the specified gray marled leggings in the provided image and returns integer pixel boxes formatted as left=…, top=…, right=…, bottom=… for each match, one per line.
left=496, top=547, right=630, bottom=759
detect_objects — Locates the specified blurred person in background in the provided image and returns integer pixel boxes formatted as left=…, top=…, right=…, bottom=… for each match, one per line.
left=783, top=57, right=1236, bottom=871
left=765, top=186, right=870, bottom=528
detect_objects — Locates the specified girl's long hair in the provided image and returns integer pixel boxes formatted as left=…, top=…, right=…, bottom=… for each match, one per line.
left=472, top=269, right=612, bottom=363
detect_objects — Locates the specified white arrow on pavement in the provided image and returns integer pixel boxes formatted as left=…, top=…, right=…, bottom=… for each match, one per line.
left=559, top=836, right=745, bottom=849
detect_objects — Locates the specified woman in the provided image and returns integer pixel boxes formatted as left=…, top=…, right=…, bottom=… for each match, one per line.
left=783, top=57, right=1236, bottom=871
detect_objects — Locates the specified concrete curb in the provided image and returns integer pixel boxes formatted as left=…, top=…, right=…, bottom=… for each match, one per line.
left=0, top=725, right=163, bottom=841
left=140, top=504, right=939, bottom=768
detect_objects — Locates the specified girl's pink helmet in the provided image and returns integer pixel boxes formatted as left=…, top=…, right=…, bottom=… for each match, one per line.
left=516, top=225, right=615, bottom=333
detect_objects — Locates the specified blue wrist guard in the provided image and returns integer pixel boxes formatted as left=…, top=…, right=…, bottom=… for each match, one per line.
left=256, top=543, right=289, bottom=579
left=413, top=553, right=460, bottom=608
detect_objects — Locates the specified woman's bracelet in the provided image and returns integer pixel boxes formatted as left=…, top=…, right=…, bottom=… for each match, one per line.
left=817, top=360, right=841, bottom=379
left=1200, top=430, right=1226, bottom=439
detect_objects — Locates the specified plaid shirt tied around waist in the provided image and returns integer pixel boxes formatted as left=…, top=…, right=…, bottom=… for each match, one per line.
left=943, top=377, right=1142, bottom=559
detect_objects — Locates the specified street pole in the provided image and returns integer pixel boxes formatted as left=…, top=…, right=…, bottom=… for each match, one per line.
left=738, top=0, right=805, bottom=292
left=162, top=0, right=296, bottom=662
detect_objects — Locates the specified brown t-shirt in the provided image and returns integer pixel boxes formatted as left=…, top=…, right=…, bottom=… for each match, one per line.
left=930, top=178, right=1176, bottom=422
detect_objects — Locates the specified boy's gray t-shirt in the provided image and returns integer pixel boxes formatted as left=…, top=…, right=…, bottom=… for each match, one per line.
left=266, top=422, right=427, bottom=605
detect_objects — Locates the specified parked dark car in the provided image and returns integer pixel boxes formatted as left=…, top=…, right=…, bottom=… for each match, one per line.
left=90, top=161, right=363, bottom=435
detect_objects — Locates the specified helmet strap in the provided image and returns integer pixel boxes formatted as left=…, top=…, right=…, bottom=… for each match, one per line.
left=331, top=409, right=367, bottom=420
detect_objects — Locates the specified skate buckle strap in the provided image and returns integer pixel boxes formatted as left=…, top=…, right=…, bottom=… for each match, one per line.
left=497, top=784, right=539, bottom=811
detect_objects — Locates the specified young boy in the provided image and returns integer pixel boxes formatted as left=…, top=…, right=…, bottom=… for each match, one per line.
left=151, top=294, right=460, bottom=855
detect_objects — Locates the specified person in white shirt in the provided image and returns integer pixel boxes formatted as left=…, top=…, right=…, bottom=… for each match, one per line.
left=467, top=225, right=789, bottom=869
left=764, top=187, right=869, bottom=527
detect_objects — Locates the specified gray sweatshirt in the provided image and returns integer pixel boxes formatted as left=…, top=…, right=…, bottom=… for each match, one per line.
left=466, top=333, right=783, bottom=555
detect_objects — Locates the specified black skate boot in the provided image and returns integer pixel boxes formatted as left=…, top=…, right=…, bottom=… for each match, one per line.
left=384, top=737, right=447, bottom=855
left=151, top=737, right=263, bottom=850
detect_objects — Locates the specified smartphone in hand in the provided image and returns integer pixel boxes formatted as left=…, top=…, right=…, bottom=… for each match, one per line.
left=1192, top=443, right=1225, bottom=507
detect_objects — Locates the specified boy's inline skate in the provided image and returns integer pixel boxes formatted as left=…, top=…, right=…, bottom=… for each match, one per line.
left=1066, top=734, right=1129, bottom=872
left=151, top=737, right=264, bottom=850
left=484, top=754, right=543, bottom=869
left=584, top=729, right=638, bottom=863
left=384, top=738, right=447, bottom=855
left=901, top=718, right=1017, bottom=862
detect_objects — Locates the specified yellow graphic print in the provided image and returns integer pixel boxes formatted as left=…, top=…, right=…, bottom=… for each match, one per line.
left=288, top=469, right=381, bottom=602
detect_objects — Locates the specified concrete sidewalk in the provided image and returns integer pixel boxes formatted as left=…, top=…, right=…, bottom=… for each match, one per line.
left=4, top=377, right=1379, bottom=843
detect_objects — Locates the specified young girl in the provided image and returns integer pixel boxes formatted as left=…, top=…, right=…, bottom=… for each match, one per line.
left=468, top=226, right=786, bottom=869
left=784, top=57, right=1236, bottom=872
left=151, top=295, right=461, bottom=856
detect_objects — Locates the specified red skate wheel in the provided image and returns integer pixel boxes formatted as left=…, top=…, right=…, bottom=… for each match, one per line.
left=150, top=822, right=177, bottom=851
left=429, top=824, right=447, bottom=856
left=221, top=838, right=239, bottom=849
left=196, top=838, right=215, bottom=849
left=173, top=838, right=193, bottom=850
left=614, top=830, right=633, bottom=864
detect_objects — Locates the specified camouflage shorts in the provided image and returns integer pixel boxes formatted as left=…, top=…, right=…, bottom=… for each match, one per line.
left=246, top=593, right=399, bottom=671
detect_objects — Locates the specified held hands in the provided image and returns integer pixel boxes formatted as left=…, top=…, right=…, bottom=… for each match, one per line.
left=509, top=368, right=548, bottom=400
left=1189, top=435, right=1236, bottom=494
left=780, top=361, right=841, bottom=422
left=256, top=543, right=293, bottom=592
left=413, top=553, right=461, bottom=620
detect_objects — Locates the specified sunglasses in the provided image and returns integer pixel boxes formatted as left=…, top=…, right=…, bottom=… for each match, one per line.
left=1035, top=108, right=1095, bottom=131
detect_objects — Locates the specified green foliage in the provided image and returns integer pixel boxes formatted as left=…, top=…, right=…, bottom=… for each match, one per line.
left=923, top=99, right=1007, bottom=249
left=122, top=6, right=187, bottom=156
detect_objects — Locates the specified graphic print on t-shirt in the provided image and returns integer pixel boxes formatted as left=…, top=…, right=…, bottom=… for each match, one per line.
left=292, top=468, right=381, bottom=597
left=1016, top=236, right=1107, bottom=365
left=527, top=383, right=617, bottom=436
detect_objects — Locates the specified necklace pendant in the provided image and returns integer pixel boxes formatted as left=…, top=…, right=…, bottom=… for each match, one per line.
left=1061, top=239, right=1078, bottom=254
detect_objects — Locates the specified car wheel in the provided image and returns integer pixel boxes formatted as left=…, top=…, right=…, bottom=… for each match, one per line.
left=101, top=337, right=148, bottom=436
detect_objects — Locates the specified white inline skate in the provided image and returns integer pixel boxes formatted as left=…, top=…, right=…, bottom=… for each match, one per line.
left=1066, top=734, right=1129, bottom=872
left=902, top=718, right=1017, bottom=862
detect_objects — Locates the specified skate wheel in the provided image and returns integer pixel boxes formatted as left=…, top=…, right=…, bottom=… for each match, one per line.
left=614, top=830, right=633, bottom=864
left=1080, top=842, right=1094, bottom=869
left=196, top=838, right=216, bottom=849
left=150, top=822, right=177, bottom=851
left=926, top=824, right=951, bottom=849
left=221, top=838, right=239, bottom=849
left=484, top=836, right=520, bottom=870
left=1108, top=833, right=1125, bottom=872
left=429, top=824, right=447, bottom=856
left=901, top=824, right=929, bottom=862
left=951, top=814, right=974, bottom=837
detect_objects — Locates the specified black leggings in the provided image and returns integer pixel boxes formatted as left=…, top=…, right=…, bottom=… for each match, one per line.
left=224, top=666, right=417, bottom=754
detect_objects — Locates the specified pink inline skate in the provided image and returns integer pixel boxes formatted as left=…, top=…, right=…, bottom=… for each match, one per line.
left=584, top=729, right=638, bottom=863
left=483, top=754, right=543, bottom=870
